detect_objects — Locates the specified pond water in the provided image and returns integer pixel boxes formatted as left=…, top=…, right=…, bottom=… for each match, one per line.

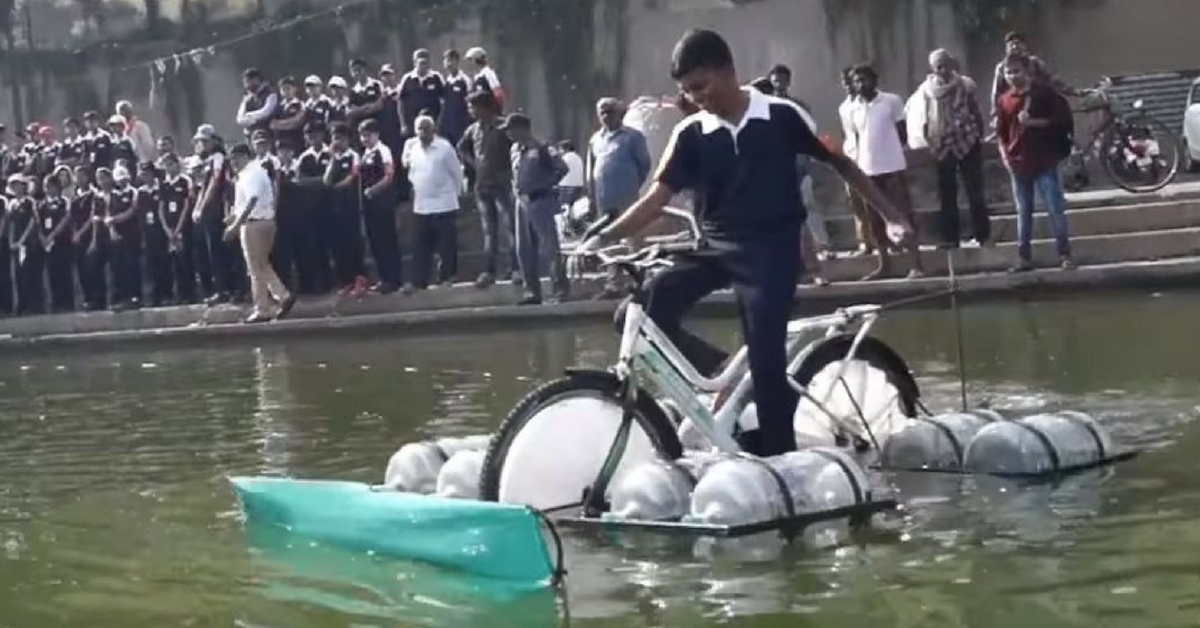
left=2, top=290, right=1200, bottom=628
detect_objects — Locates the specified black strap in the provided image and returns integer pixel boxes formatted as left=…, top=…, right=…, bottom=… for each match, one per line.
left=809, top=448, right=868, bottom=504
left=917, top=416, right=966, bottom=467
left=1012, top=421, right=1061, bottom=471
left=738, top=454, right=797, bottom=520
left=1055, top=413, right=1107, bottom=461
left=429, top=441, right=450, bottom=463
left=668, top=460, right=701, bottom=489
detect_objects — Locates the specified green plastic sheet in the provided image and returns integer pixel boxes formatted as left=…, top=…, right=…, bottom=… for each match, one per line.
left=230, top=477, right=556, bottom=588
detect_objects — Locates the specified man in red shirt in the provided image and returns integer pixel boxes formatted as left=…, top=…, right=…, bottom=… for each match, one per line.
left=996, top=53, right=1074, bottom=272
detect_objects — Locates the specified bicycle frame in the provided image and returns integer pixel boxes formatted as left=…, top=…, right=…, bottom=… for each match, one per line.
left=613, top=298, right=882, bottom=454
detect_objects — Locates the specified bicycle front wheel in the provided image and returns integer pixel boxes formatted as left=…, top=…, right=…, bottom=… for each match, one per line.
left=1102, top=113, right=1180, bottom=193
left=479, top=370, right=683, bottom=510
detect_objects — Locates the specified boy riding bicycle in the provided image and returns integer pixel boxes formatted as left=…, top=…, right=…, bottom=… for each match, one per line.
left=578, top=29, right=914, bottom=457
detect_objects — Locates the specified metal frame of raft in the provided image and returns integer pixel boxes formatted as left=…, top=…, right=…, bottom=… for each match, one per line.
left=544, top=498, right=897, bottom=539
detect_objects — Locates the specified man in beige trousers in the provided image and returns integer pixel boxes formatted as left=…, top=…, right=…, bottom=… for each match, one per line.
left=223, top=143, right=296, bottom=323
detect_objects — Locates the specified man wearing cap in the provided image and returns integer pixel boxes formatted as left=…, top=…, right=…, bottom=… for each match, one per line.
left=270, top=76, right=306, bottom=152
left=326, top=76, right=350, bottom=124
left=347, top=59, right=384, bottom=132
left=440, top=49, right=472, bottom=148
left=237, top=68, right=279, bottom=138
left=464, top=47, right=505, bottom=111
left=116, top=100, right=156, bottom=165
left=458, top=90, right=518, bottom=288
left=504, top=112, right=570, bottom=305
left=303, top=75, right=334, bottom=127
left=399, top=49, right=446, bottom=138
left=224, top=143, right=296, bottom=323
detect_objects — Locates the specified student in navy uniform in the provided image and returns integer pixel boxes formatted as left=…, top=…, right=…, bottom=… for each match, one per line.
left=70, top=166, right=106, bottom=310
left=34, top=126, right=60, bottom=180
left=347, top=59, right=385, bottom=135
left=440, top=49, right=472, bottom=147
left=105, top=167, right=142, bottom=311
left=326, top=76, right=350, bottom=124
left=303, top=75, right=334, bottom=127
left=108, top=115, right=137, bottom=170
left=578, top=29, right=914, bottom=457
left=82, top=112, right=111, bottom=173
left=378, top=64, right=409, bottom=200
left=158, top=153, right=196, bottom=304
left=271, top=139, right=303, bottom=291
left=136, top=162, right=173, bottom=307
left=295, top=122, right=333, bottom=294
left=39, top=174, right=74, bottom=312
left=192, top=125, right=241, bottom=305
left=464, top=47, right=506, bottom=111
left=57, top=118, right=85, bottom=170
left=399, top=49, right=446, bottom=137
left=323, top=123, right=368, bottom=296
left=8, top=175, right=44, bottom=314
left=0, top=184, right=12, bottom=316
left=357, top=119, right=402, bottom=294
left=271, top=76, right=306, bottom=152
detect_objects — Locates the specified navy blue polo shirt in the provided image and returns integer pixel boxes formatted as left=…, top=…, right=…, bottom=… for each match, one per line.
left=657, top=88, right=831, bottom=244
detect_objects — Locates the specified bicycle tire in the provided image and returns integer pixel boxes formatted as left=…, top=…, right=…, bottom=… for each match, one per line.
left=1102, top=113, right=1180, bottom=193
left=790, top=334, right=921, bottom=424
left=479, top=369, right=683, bottom=505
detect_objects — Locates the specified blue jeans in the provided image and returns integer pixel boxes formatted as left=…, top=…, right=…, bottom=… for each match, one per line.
left=1012, top=168, right=1071, bottom=261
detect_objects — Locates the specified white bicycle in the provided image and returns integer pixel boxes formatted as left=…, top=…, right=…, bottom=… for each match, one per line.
left=479, top=209, right=923, bottom=512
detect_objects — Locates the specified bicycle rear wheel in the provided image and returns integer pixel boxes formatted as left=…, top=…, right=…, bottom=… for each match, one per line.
left=1102, top=113, right=1180, bottom=193
left=790, top=335, right=921, bottom=449
left=479, top=370, right=683, bottom=510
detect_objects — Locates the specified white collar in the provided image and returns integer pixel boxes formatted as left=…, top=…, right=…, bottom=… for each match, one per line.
left=696, top=87, right=772, bottom=135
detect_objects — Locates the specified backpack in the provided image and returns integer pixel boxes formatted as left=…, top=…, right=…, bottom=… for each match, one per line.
left=1049, top=90, right=1075, bottom=160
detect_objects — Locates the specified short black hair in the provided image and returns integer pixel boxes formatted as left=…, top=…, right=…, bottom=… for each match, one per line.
left=83, top=111, right=100, bottom=120
left=558, top=140, right=575, bottom=152
left=1005, top=31, right=1026, bottom=44
left=749, top=77, right=773, bottom=95
left=229, top=143, right=253, bottom=158
left=330, top=122, right=352, bottom=139
left=670, top=29, right=734, bottom=81
left=63, top=117, right=81, bottom=128
left=444, top=48, right=460, bottom=59
left=279, top=76, right=296, bottom=87
left=349, top=58, right=368, bottom=69
left=769, top=64, right=791, bottom=78
left=159, top=134, right=175, bottom=144
left=850, top=64, right=877, bottom=81
left=358, top=118, right=380, bottom=135
left=467, top=90, right=499, bottom=110
left=242, top=68, right=263, bottom=81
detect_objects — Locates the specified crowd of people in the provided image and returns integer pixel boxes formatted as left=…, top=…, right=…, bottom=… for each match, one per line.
left=0, top=30, right=1079, bottom=321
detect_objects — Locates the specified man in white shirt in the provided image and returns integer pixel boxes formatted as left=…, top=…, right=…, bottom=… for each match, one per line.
left=115, top=100, right=156, bottom=165
left=846, top=64, right=924, bottom=280
left=403, top=115, right=464, bottom=290
left=557, top=140, right=584, bottom=207
left=224, top=143, right=295, bottom=323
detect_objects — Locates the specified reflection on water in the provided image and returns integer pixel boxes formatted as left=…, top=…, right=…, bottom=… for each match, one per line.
left=2, top=290, right=1200, bottom=627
